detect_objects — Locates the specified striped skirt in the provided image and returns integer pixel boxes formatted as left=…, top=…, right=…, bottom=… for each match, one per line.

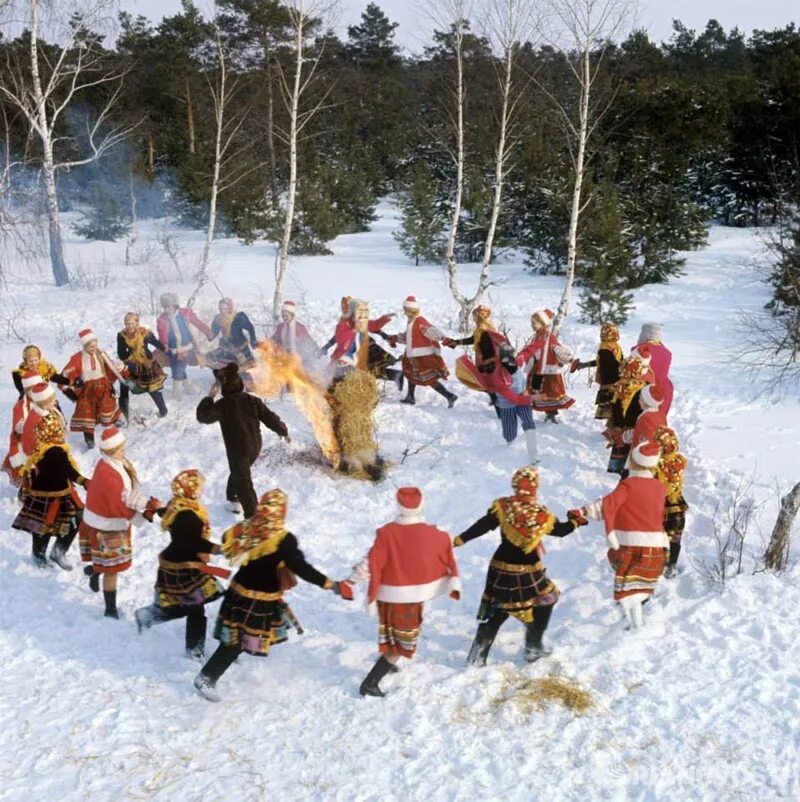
left=78, top=522, right=132, bottom=574
left=607, top=546, right=666, bottom=600
left=402, top=354, right=448, bottom=386
left=213, top=582, right=288, bottom=657
left=127, top=360, right=166, bottom=394
left=530, top=375, right=575, bottom=412
left=71, top=378, right=122, bottom=433
left=154, top=558, right=225, bottom=609
left=12, top=491, right=80, bottom=538
left=478, top=559, right=560, bottom=624
left=665, top=497, right=689, bottom=544
left=378, top=601, right=424, bottom=657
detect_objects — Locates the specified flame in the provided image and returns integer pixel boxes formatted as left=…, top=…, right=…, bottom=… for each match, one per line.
left=252, top=341, right=341, bottom=470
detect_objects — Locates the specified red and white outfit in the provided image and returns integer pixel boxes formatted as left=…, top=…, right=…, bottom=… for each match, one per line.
left=394, top=298, right=449, bottom=386
left=583, top=441, right=667, bottom=627
left=78, top=428, right=154, bottom=574
left=349, top=487, right=461, bottom=657
left=20, top=384, right=66, bottom=459
left=633, top=331, right=673, bottom=415
left=62, top=330, right=122, bottom=434
left=329, top=313, right=394, bottom=364
left=624, top=385, right=667, bottom=450
left=517, top=309, right=575, bottom=412
left=2, top=371, right=41, bottom=485
left=271, top=301, right=319, bottom=363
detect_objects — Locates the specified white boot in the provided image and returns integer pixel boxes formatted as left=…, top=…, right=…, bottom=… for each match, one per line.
left=172, top=380, right=184, bottom=400
left=524, top=428, right=539, bottom=465
left=226, top=500, right=243, bottom=515
left=619, top=593, right=647, bottom=631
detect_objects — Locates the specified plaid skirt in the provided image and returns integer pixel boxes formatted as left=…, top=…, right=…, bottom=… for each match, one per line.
left=127, top=360, right=166, bottom=394
left=206, top=342, right=256, bottom=372
left=154, top=558, right=225, bottom=609
left=594, top=386, right=614, bottom=420
left=608, top=546, right=666, bottom=600
left=71, top=378, right=122, bottom=433
left=665, top=497, right=689, bottom=544
left=478, top=559, right=560, bottom=624
left=79, top=522, right=132, bottom=574
left=12, top=491, right=80, bottom=537
left=368, top=342, right=398, bottom=376
left=531, top=375, right=575, bottom=412
left=377, top=601, right=424, bottom=658
left=213, top=582, right=289, bottom=657
left=402, top=354, right=448, bottom=386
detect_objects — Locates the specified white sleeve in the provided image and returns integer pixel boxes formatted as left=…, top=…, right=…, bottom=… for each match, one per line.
left=584, top=499, right=604, bottom=520
left=347, top=555, right=370, bottom=584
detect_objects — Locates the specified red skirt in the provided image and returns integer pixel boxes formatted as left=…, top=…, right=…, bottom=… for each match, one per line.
left=79, top=521, right=132, bottom=574
left=71, top=378, right=122, bottom=433
left=531, top=374, right=574, bottom=412
left=402, top=354, right=448, bottom=386
left=607, top=546, right=666, bottom=600
left=377, top=601, right=424, bottom=658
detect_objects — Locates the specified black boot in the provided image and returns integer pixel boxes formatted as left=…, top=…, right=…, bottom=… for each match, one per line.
left=103, top=590, right=119, bottom=619
left=545, top=411, right=559, bottom=424
left=400, top=382, right=416, bottom=405
left=118, top=387, right=130, bottom=422
left=359, top=656, right=394, bottom=697
left=466, top=612, right=507, bottom=667
left=31, top=534, right=50, bottom=568
left=84, top=431, right=95, bottom=450
left=152, top=391, right=168, bottom=418
left=524, top=605, right=554, bottom=662
left=84, top=564, right=100, bottom=592
left=185, top=608, right=207, bottom=659
left=664, top=542, right=681, bottom=578
left=432, top=381, right=457, bottom=408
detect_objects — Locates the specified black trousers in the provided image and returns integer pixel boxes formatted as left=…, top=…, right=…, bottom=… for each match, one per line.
left=119, top=385, right=167, bottom=418
left=201, top=644, right=242, bottom=684
left=144, top=604, right=207, bottom=652
left=226, top=455, right=258, bottom=518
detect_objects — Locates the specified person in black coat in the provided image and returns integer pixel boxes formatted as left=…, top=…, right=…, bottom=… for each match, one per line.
left=196, top=363, right=289, bottom=518
left=193, top=488, right=353, bottom=702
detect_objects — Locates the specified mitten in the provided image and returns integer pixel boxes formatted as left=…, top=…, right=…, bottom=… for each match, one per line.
left=567, top=508, right=589, bottom=527
left=387, top=335, right=399, bottom=348
left=331, top=580, right=354, bottom=600
left=569, top=358, right=581, bottom=373
left=441, top=337, right=455, bottom=348
left=453, top=535, right=465, bottom=547
left=143, top=496, right=164, bottom=522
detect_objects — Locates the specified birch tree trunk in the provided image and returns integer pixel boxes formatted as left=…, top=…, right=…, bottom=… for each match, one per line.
left=265, top=46, right=279, bottom=206
left=272, top=10, right=304, bottom=321
left=764, top=481, right=800, bottom=571
left=185, top=76, right=196, bottom=155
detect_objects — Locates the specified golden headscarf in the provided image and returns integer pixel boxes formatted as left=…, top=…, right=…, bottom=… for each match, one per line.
left=599, top=323, right=623, bottom=364
left=221, top=488, right=288, bottom=567
left=472, top=305, right=497, bottom=351
left=613, top=355, right=648, bottom=415
left=21, top=413, right=80, bottom=477
left=491, top=466, right=556, bottom=554
left=161, top=468, right=210, bottom=536
left=653, top=426, right=687, bottom=502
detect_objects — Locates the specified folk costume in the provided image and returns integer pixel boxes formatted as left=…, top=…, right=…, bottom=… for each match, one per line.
left=449, top=305, right=509, bottom=414
left=571, top=323, right=623, bottom=420
left=156, top=293, right=212, bottom=394
left=653, top=426, right=689, bottom=578
left=270, top=300, right=319, bottom=369
left=392, top=296, right=457, bottom=407
left=579, top=441, right=668, bottom=630
left=135, top=469, right=224, bottom=657
left=456, top=466, right=581, bottom=665
left=12, top=412, right=88, bottom=569
left=79, top=427, right=162, bottom=618
left=193, top=489, right=351, bottom=702
left=493, top=348, right=538, bottom=464
left=328, top=298, right=400, bottom=388
left=517, top=308, right=575, bottom=422
left=623, top=384, right=667, bottom=453
left=2, top=370, right=41, bottom=486
left=606, top=351, right=653, bottom=474
left=61, top=329, right=123, bottom=449
left=196, top=363, right=288, bottom=518
left=633, top=323, right=674, bottom=416
left=347, top=487, right=461, bottom=697
left=20, top=383, right=66, bottom=461
left=117, top=314, right=168, bottom=420
left=11, top=344, right=71, bottom=399
left=208, top=297, right=259, bottom=375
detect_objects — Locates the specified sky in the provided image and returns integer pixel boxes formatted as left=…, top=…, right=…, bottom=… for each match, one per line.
left=120, top=0, right=797, bottom=50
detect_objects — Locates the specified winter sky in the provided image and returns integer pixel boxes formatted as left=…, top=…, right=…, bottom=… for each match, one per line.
left=122, top=0, right=797, bottom=50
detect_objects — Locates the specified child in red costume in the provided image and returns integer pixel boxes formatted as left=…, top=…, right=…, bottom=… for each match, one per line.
left=348, top=487, right=461, bottom=697
left=2, top=370, right=41, bottom=485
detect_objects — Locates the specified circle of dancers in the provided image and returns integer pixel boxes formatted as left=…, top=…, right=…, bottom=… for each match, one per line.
left=2, top=293, right=687, bottom=701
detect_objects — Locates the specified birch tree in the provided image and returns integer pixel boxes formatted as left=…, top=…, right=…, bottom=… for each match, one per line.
left=0, top=1, right=136, bottom=286
left=271, top=0, right=339, bottom=321
left=543, top=0, right=634, bottom=333
left=445, top=0, right=535, bottom=330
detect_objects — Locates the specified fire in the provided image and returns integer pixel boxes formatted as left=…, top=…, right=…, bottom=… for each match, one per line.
left=252, top=341, right=341, bottom=470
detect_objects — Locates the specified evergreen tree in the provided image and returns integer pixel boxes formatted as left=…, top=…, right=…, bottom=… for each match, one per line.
left=393, top=161, right=445, bottom=265
left=73, top=180, right=131, bottom=242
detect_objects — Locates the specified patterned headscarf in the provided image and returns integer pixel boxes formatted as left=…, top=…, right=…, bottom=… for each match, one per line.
left=597, top=322, right=623, bottom=377
left=222, top=488, right=289, bottom=566
left=161, top=469, right=210, bottom=536
left=492, top=466, right=556, bottom=554
left=614, top=355, right=648, bottom=415
left=653, top=426, right=687, bottom=502
left=21, top=412, right=79, bottom=477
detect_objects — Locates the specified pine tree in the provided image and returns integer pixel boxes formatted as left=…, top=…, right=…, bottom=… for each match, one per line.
left=73, top=180, right=131, bottom=242
left=393, top=161, right=445, bottom=265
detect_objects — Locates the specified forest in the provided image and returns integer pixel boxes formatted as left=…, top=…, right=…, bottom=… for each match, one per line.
left=0, top=0, right=798, bottom=331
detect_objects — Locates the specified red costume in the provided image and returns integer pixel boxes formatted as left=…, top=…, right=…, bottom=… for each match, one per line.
left=329, top=313, right=393, bottom=363
left=396, top=314, right=449, bottom=386
left=2, top=396, right=30, bottom=485
left=633, top=335, right=673, bottom=415
left=518, top=310, right=575, bottom=412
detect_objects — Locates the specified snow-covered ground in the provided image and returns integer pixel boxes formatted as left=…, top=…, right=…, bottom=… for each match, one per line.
left=1, top=202, right=798, bottom=801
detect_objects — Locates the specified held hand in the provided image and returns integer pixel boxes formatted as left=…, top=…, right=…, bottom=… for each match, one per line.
left=569, top=358, right=581, bottom=373
left=453, top=535, right=464, bottom=547
left=331, top=580, right=354, bottom=600
left=567, top=508, right=589, bottom=527
left=441, top=337, right=455, bottom=348
left=207, top=382, right=219, bottom=399
left=387, top=335, right=398, bottom=348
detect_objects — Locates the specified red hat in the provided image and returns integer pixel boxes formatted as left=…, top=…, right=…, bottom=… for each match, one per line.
left=639, top=384, right=664, bottom=409
left=396, top=486, right=423, bottom=513
left=79, top=328, right=97, bottom=345
left=532, top=308, right=554, bottom=327
left=631, top=440, right=660, bottom=468
left=99, top=425, right=125, bottom=452
left=402, top=295, right=421, bottom=312
left=636, top=343, right=652, bottom=365
left=281, top=300, right=296, bottom=314
left=30, top=383, right=55, bottom=403
left=21, top=370, right=43, bottom=390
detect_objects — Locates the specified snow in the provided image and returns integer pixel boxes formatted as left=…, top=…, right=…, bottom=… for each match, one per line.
left=1, top=202, right=799, bottom=801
